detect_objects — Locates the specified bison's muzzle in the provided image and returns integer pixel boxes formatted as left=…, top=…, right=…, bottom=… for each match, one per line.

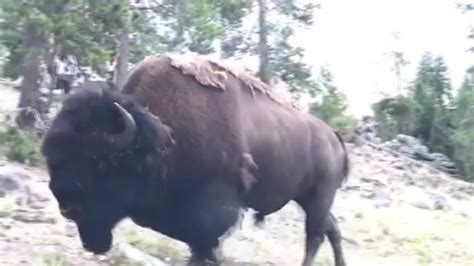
left=77, top=222, right=113, bottom=254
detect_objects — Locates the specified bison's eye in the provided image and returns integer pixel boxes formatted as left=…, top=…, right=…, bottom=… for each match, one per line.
left=60, top=204, right=83, bottom=221
left=51, top=187, right=84, bottom=221
left=52, top=187, right=82, bottom=204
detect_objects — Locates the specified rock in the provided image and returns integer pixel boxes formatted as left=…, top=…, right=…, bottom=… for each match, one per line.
left=33, top=193, right=50, bottom=202
left=395, top=134, right=413, bottom=144
left=0, top=165, right=34, bottom=200
left=459, top=185, right=474, bottom=196
left=398, top=146, right=415, bottom=157
left=112, top=242, right=169, bottom=266
left=24, top=189, right=49, bottom=209
left=341, top=184, right=361, bottom=192
left=39, top=87, right=49, bottom=94
left=0, top=219, right=13, bottom=230
left=66, top=223, right=77, bottom=237
left=382, top=135, right=459, bottom=175
left=360, top=177, right=387, bottom=187
left=431, top=195, right=450, bottom=210
left=361, top=191, right=375, bottom=199
left=450, top=191, right=468, bottom=200
left=0, top=165, right=32, bottom=181
left=428, top=153, right=459, bottom=174
left=341, top=132, right=359, bottom=143
left=410, top=194, right=451, bottom=211
left=355, top=116, right=379, bottom=142
left=413, top=148, right=430, bottom=159
left=361, top=189, right=392, bottom=208
left=430, top=153, right=450, bottom=162
left=392, top=161, right=406, bottom=170
left=15, top=196, right=25, bottom=207
left=432, top=157, right=455, bottom=167
left=0, top=172, right=23, bottom=193
left=412, top=200, right=432, bottom=210
left=401, top=175, right=417, bottom=187
left=12, top=209, right=57, bottom=224
left=29, top=202, right=47, bottom=210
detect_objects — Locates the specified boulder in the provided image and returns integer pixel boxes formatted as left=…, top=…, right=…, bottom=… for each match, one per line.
left=382, top=134, right=459, bottom=176
left=0, top=165, right=31, bottom=195
left=355, top=116, right=380, bottom=142
left=0, top=175, right=22, bottom=194
left=432, top=195, right=450, bottom=210
left=111, top=242, right=169, bottom=266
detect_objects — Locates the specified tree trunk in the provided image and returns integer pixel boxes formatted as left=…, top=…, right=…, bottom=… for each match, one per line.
left=115, top=28, right=129, bottom=90
left=257, top=0, right=269, bottom=83
left=16, top=23, right=43, bottom=131
left=394, top=60, right=402, bottom=95
left=44, top=42, right=62, bottom=107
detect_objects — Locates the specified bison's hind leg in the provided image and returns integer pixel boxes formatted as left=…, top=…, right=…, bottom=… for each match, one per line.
left=253, top=211, right=266, bottom=227
left=296, top=185, right=340, bottom=266
left=326, top=213, right=346, bottom=266
left=178, top=180, right=242, bottom=265
left=299, top=201, right=329, bottom=266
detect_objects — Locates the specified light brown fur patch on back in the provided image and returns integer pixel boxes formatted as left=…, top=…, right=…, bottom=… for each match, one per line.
left=166, top=53, right=286, bottom=105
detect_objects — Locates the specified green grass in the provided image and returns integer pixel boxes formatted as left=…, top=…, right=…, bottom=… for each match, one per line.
left=40, top=252, right=67, bottom=266
left=412, top=238, right=434, bottom=266
left=0, top=197, right=15, bottom=218
left=0, top=122, right=42, bottom=166
left=118, top=228, right=182, bottom=260
left=107, top=250, right=143, bottom=266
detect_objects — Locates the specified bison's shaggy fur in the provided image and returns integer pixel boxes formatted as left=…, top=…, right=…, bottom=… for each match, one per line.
left=42, top=54, right=349, bottom=266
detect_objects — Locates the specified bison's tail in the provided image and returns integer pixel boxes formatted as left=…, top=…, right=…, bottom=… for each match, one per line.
left=334, top=131, right=350, bottom=185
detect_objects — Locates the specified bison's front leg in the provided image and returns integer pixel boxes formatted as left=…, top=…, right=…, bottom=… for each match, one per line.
left=177, top=180, right=242, bottom=266
left=187, top=248, right=219, bottom=266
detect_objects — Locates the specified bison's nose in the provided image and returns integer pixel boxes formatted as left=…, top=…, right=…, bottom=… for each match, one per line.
left=60, top=206, right=83, bottom=221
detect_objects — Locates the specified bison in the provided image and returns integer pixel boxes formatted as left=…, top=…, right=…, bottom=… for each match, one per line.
left=41, top=54, right=349, bottom=266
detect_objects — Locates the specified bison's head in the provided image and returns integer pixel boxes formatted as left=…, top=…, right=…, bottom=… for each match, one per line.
left=41, top=89, right=173, bottom=254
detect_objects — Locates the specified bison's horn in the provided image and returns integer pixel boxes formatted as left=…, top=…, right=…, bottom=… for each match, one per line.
left=106, top=102, right=137, bottom=149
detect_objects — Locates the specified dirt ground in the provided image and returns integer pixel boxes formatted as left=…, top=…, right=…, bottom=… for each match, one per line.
left=1, top=142, right=473, bottom=266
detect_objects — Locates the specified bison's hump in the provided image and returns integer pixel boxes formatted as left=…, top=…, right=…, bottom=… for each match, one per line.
left=163, top=53, right=286, bottom=105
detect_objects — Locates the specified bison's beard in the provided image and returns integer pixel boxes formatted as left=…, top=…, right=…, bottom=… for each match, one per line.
left=77, top=222, right=113, bottom=254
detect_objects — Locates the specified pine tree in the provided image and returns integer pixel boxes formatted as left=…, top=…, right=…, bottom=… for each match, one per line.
left=130, top=0, right=251, bottom=57
left=458, top=2, right=474, bottom=53
left=214, top=0, right=253, bottom=58
left=388, top=32, right=409, bottom=95
left=252, top=0, right=319, bottom=97
left=310, top=67, right=356, bottom=133
left=372, top=96, right=416, bottom=140
left=452, top=67, right=474, bottom=180
left=150, top=0, right=223, bottom=54
left=0, top=0, right=131, bottom=129
left=410, top=52, right=453, bottom=153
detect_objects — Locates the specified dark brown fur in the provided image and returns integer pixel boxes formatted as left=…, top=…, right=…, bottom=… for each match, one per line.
left=122, top=55, right=349, bottom=265
left=42, top=54, right=349, bottom=266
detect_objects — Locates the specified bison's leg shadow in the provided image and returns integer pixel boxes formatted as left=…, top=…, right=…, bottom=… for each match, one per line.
left=176, top=180, right=242, bottom=266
